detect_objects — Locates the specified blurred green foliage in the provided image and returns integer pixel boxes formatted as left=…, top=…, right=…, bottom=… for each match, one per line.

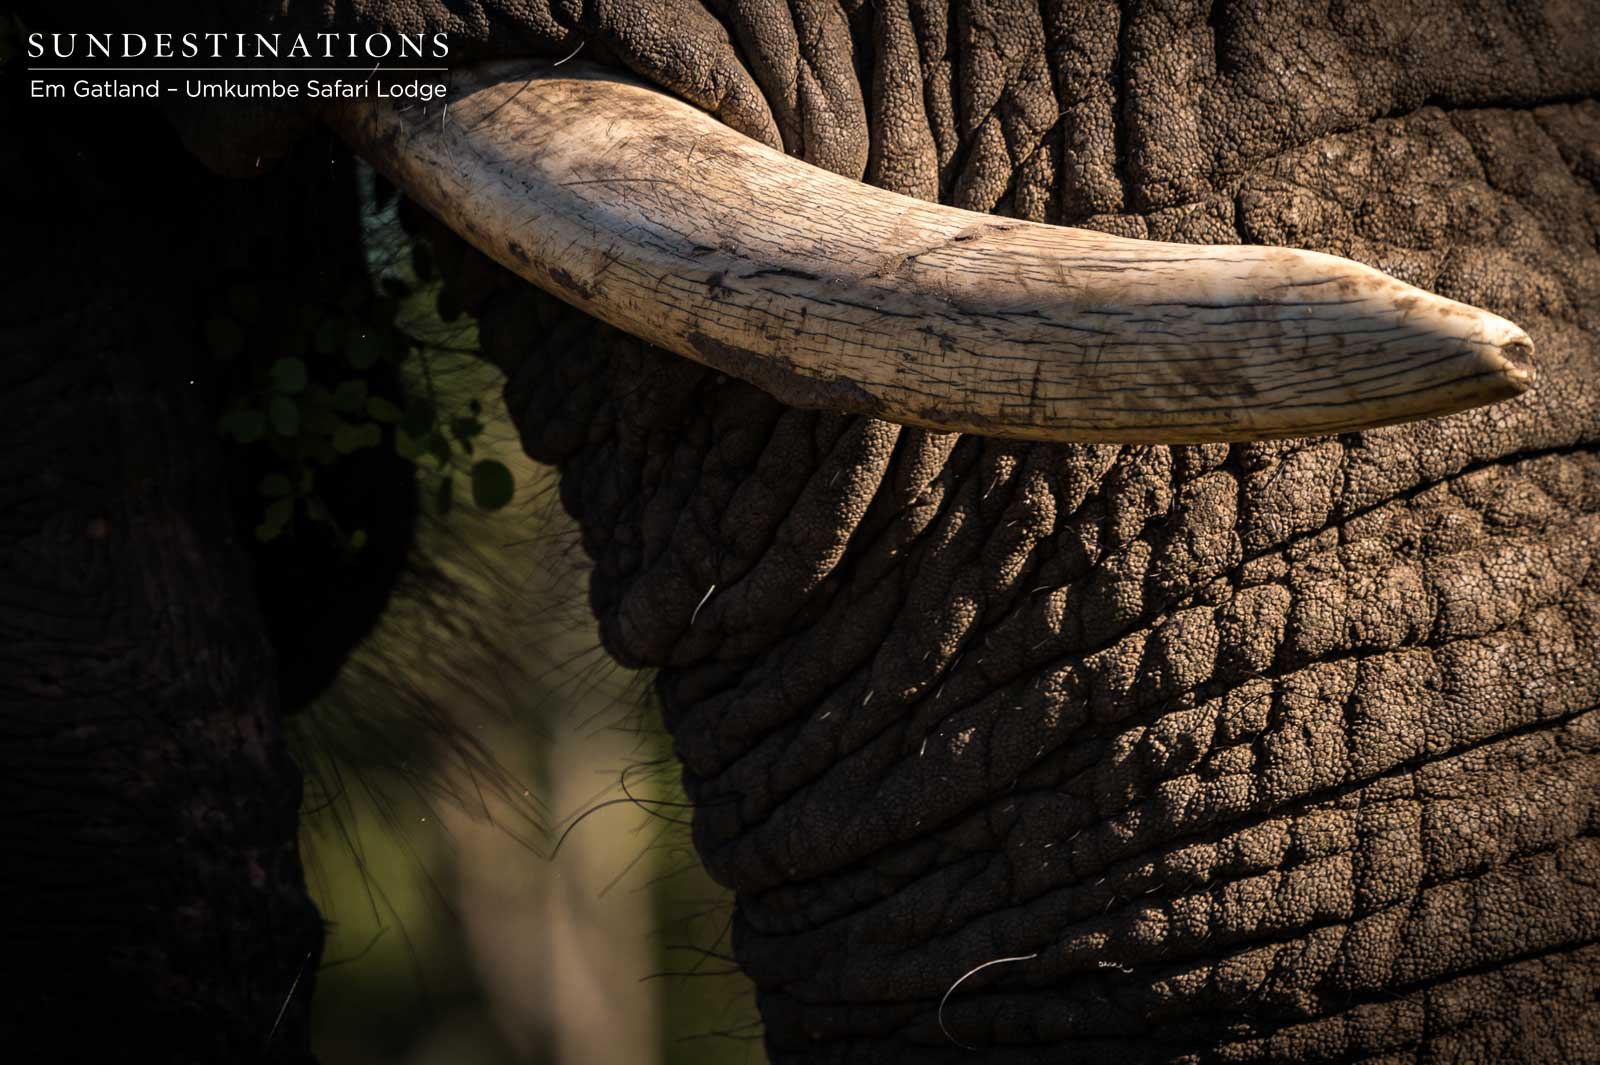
left=215, top=242, right=516, bottom=555
left=298, top=168, right=765, bottom=1064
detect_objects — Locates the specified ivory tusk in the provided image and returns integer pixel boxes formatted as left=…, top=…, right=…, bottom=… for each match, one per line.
left=332, top=61, right=1535, bottom=443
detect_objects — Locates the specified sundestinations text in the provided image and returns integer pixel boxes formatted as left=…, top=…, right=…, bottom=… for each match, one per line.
left=27, top=32, right=450, bottom=61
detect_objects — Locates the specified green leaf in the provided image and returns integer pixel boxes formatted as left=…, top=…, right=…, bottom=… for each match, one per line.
left=314, top=317, right=346, bottom=356
left=401, top=399, right=435, bottom=438
left=305, top=498, right=331, bottom=524
left=259, top=473, right=293, bottom=498
left=219, top=409, right=266, bottom=444
left=205, top=316, right=246, bottom=359
left=394, top=429, right=422, bottom=461
left=348, top=529, right=368, bottom=550
left=333, top=379, right=368, bottom=413
left=255, top=497, right=294, bottom=542
left=332, top=421, right=382, bottom=454
left=365, top=397, right=402, bottom=424
left=269, top=357, right=308, bottom=395
left=470, top=460, right=515, bottom=510
left=346, top=330, right=387, bottom=370
left=269, top=394, right=300, bottom=437
left=435, top=474, right=454, bottom=515
left=298, top=468, right=316, bottom=493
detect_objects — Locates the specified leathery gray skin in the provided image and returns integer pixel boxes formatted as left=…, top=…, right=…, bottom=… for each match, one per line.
left=401, top=3, right=1600, bottom=1059
left=14, top=0, right=1600, bottom=1060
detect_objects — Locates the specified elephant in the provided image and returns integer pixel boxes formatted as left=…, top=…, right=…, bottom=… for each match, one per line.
left=3, top=0, right=1598, bottom=1061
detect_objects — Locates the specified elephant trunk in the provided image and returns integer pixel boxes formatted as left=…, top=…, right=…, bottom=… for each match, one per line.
left=332, top=61, right=1534, bottom=443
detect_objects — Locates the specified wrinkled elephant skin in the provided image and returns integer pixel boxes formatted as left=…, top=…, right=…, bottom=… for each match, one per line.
left=6, top=0, right=1600, bottom=1061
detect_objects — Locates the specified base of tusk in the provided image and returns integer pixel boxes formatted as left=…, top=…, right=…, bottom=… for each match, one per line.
left=331, top=60, right=1536, bottom=443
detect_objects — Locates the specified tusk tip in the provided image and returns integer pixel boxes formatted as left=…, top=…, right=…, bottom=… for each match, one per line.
left=1493, top=337, right=1536, bottom=393
left=1478, top=328, right=1536, bottom=400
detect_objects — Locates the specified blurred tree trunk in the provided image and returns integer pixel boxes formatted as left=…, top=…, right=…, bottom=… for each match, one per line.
left=0, top=85, right=360, bottom=1060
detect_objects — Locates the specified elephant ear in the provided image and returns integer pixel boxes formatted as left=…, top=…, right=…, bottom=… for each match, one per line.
left=333, top=61, right=1535, bottom=444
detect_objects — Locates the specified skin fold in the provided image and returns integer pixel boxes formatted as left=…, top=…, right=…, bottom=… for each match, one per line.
left=408, top=3, right=1600, bottom=1060
left=6, top=0, right=1600, bottom=1061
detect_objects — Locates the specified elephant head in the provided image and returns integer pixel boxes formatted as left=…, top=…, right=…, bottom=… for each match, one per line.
left=4, top=1, right=1598, bottom=1061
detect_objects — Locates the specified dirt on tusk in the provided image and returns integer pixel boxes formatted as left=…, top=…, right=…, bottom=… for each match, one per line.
left=331, top=60, right=1536, bottom=443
